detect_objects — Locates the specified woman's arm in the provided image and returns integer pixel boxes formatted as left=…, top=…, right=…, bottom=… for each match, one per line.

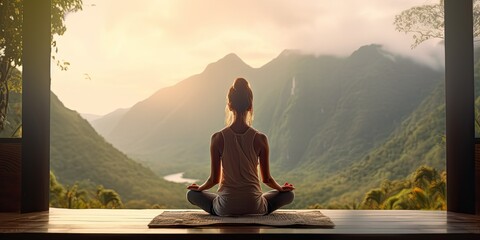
left=187, top=132, right=223, bottom=191
left=256, top=133, right=294, bottom=192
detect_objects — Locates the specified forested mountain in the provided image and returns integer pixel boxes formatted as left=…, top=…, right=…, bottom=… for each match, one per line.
left=92, top=44, right=445, bottom=207
left=292, top=82, right=445, bottom=207
left=50, top=93, right=187, bottom=208
left=264, top=45, right=441, bottom=176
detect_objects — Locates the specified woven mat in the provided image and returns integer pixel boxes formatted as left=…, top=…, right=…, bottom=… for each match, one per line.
left=148, top=210, right=335, bottom=228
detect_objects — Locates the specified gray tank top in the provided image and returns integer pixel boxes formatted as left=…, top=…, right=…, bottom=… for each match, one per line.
left=212, top=127, right=268, bottom=216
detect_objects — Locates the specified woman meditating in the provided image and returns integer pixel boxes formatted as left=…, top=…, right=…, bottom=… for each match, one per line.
left=186, top=77, right=294, bottom=216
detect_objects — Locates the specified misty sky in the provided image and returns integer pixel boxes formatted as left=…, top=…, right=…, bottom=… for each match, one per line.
left=50, top=0, right=444, bottom=115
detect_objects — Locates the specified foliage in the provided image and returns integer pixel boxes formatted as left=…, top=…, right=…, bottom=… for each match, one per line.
left=0, top=68, right=21, bottom=137
left=49, top=171, right=66, bottom=207
left=307, top=166, right=446, bottom=210
left=0, top=0, right=82, bottom=130
left=394, top=0, right=480, bottom=48
left=50, top=171, right=124, bottom=209
left=360, top=166, right=446, bottom=210
left=95, top=186, right=123, bottom=209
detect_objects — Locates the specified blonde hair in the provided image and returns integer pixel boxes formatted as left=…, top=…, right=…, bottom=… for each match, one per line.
left=225, top=78, right=254, bottom=126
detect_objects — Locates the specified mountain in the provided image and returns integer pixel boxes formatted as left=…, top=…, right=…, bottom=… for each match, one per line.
left=269, top=45, right=441, bottom=176
left=92, top=45, right=444, bottom=207
left=50, top=93, right=187, bottom=208
left=80, top=113, right=102, bottom=122
left=97, top=53, right=255, bottom=175
left=90, top=108, right=129, bottom=137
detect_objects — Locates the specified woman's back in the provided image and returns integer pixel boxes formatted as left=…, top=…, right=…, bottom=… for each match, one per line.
left=212, top=127, right=268, bottom=216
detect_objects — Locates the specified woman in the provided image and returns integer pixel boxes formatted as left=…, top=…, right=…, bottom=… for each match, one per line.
left=186, top=77, right=294, bottom=216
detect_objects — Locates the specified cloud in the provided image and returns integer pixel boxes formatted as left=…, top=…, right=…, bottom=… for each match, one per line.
left=143, top=0, right=441, bottom=66
left=71, top=0, right=440, bottom=65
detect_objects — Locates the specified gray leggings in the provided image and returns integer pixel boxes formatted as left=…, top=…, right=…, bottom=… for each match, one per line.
left=186, top=190, right=295, bottom=215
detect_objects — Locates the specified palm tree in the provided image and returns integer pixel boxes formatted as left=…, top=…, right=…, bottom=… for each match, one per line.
left=412, top=166, right=446, bottom=210
left=383, top=189, right=412, bottom=209
left=64, top=183, right=88, bottom=209
left=96, top=186, right=123, bottom=209
left=362, top=188, right=386, bottom=209
left=413, top=166, right=438, bottom=188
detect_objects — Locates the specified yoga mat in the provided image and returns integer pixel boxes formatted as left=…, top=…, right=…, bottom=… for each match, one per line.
left=148, top=210, right=335, bottom=228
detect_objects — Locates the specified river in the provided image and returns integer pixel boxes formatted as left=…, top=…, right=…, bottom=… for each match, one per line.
left=163, top=172, right=198, bottom=184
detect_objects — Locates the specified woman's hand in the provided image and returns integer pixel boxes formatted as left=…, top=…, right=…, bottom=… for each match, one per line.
left=280, top=182, right=295, bottom=192
left=187, top=183, right=201, bottom=191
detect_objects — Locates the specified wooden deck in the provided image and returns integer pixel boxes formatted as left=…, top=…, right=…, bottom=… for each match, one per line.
left=1, top=208, right=480, bottom=240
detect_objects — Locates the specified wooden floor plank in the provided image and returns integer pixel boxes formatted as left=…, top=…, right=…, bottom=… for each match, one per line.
left=0, top=208, right=479, bottom=239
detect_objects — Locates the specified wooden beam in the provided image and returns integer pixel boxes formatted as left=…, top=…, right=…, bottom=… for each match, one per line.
left=444, top=0, right=476, bottom=214
left=21, top=0, right=51, bottom=213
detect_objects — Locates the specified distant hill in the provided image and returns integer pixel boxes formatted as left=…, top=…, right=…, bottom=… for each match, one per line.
left=50, top=93, right=187, bottom=208
left=80, top=113, right=102, bottom=122
left=92, top=45, right=444, bottom=207
left=90, top=108, right=129, bottom=137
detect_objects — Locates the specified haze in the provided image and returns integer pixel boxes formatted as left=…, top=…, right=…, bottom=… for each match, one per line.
left=50, top=0, right=444, bottom=115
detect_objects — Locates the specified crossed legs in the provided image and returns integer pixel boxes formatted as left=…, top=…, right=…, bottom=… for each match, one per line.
left=186, top=190, right=294, bottom=215
left=186, top=190, right=218, bottom=215
left=263, top=190, right=295, bottom=214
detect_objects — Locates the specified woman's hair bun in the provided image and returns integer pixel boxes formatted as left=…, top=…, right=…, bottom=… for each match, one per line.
left=233, top=78, right=249, bottom=91
left=225, top=77, right=254, bottom=126
left=227, top=77, right=253, bottom=113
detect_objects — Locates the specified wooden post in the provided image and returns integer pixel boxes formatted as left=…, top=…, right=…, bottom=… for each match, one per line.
left=21, top=0, right=51, bottom=213
left=444, top=0, right=476, bottom=214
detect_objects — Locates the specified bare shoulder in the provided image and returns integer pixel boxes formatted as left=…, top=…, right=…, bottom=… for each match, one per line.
left=210, top=131, right=224, bottom=153
left=254, top=131, right=269, bottom=149
left=211, top=131, right=223, bottom=144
